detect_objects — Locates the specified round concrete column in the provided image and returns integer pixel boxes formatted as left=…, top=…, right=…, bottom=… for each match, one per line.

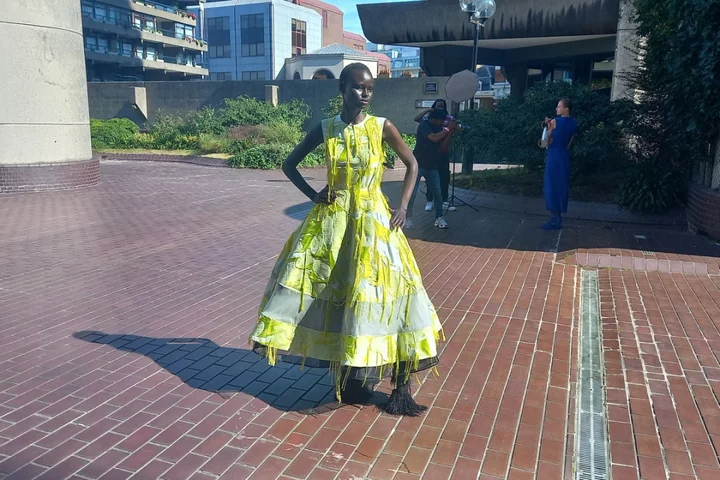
left=611, top=0, right=640, bottom=101
left=0, top=0, right=98, bottom=193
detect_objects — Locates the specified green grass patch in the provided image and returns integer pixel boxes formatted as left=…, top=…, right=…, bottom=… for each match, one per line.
left=455, top=166, right=623, bottom=204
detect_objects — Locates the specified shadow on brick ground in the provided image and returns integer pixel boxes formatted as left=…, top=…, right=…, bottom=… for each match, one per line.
left=378, top=181, right=720, bottom=259
left=72, top=331, right=388, bottom=414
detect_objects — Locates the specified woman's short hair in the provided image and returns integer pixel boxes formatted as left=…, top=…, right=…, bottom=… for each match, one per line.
left=432, top=99, right=447, bottom=108
left=560, top=97, right=573, bottom=112
left=339, top=63, right=373, bottom=94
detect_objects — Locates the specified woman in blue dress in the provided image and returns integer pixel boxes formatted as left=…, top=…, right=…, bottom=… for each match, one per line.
left=542, top=98, right=577, bottom=230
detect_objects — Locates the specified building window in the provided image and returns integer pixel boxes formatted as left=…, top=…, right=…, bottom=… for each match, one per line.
left=322, top=10, right=328, bottom=28
left=241, top=14, right=265, bottom=57
left=121, top=42, right=133, bottom=57
left=207, top=16, right=230, bottom=31
left=175, top=24, right=194, bottom=40
left=209, top=45, right=231, bottom=58
left=145, top=45, right=158, bottom=61
left=81, top=2, right=93, bottom=18
left=211, top=72, right=232, bottom=81
left=85, top=35, right=98, bottom=51
left=291, top=19, right=306, bottom=56
left=207, top=16, right=231, bottom=58
left=132, top=12, right=156, bottom=32
left=242, top=71, right=266, bottom=81
left=292, top=18, right=307, bottom=57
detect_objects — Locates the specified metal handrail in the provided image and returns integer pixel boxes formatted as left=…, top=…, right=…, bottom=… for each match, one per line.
left=130, top=0, right=195, bottom=18
left=82, top=11, right=205, bottom=43
left=85, top=44, right=207, bottom=68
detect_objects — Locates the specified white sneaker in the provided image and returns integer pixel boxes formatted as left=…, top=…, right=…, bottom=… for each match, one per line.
left=424, top=202, right=433, bottom=211
left=443, top=202, right=457, bottom=212
left=434, top=217, right=449, bottom=229
left=403, top=219, right=415, bottom=229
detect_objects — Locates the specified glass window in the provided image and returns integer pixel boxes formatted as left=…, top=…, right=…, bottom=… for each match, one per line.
left=122, top=42, right=133, bottom=57
left=85, top=36, right=97, bottom=51
left=145, top=46, right=157, bottom=61
left=94, top=5, right=106, bottom=21
left=109, top=39, right=120, bottom=54
left=209, top=45, right=231, bottom=58
left=97, top=38, right=108, bottom=53
left=207, top=16, right=230, bottom=51
left=241, top=14, right=265, bottom=57
left=241, top=71, right=265, bottom=81
left=291, top=19, right=306, bottom=56
left=81, top=2, right=93, bottom=18
left=211, top=72, right=232, bottom=81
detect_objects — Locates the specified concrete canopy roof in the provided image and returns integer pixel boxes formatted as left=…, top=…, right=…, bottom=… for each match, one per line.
left=358, top=0, right=619, bottom=46
left=357, top=0, right=620, bottom=74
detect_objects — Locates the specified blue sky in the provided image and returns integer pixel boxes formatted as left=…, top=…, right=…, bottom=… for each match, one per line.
left=328, top=0, right=416, bottom=36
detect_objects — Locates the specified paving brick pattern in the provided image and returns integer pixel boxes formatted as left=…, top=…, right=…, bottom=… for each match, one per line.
left=1, top=159, right=719, bottom=479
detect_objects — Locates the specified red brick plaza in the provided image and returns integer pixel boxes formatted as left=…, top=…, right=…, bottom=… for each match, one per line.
left=1, top=159, right=720, bottom=480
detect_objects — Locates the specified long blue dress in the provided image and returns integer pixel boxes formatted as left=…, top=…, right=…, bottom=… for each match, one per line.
left=544, top=116, right=578, bottom=213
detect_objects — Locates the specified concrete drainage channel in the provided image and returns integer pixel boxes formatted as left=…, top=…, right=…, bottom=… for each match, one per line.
left=575, top=269, right=610, bottom=480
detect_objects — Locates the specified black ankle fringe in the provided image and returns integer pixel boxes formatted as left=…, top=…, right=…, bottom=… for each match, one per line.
left=383, top=383, right=427, bottom=417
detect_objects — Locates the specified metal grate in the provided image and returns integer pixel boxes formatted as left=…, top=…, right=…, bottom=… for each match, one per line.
left=576, top=270, right=610, bottom=480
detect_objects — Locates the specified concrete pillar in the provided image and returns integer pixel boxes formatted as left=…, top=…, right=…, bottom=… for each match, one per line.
left=504, top=64, right=529, bottom=102
left=265, top=85, right=280, bottom=107
left=611, top=0, right=640, bottom=101
left=1, top=0, right=98, bottom=193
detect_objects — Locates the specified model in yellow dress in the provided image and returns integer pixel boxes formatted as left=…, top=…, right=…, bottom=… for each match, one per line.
left=249, top=64, right=443, bottom=416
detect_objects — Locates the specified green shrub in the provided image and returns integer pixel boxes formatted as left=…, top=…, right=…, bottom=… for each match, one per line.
left=219, top=96, right=310, bottom=130
left=133, top=132, right=156, bottom=149
left=229, top=144, right=293, bottom=169
left=197, top=133, right=232, bottom=154
left=90, top=118, right=139, bottom=149
left=147, top=113, right=199, bottom=149
left=258, top=122, right=303, bottom=145
left=616, top=160, right=686, bottom=213
left=184, top=107, right=224, bottom=136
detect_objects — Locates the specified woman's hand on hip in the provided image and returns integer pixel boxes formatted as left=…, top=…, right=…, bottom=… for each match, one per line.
left=390, top=207, right=407, bottom=229
left=313, top=185, right=336, bottom=204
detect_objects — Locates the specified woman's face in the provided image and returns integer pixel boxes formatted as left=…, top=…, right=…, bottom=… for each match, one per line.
left=556, top=100, right=569, bottom=116
left=343, top=69, right=374, bottom=110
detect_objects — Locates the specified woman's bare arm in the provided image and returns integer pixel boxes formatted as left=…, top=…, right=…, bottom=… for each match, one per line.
left=414, top=109, right=431, bottom=123
left=383, top=119, right=418, bottom=226
left=282, top=124, right=325, bottom=201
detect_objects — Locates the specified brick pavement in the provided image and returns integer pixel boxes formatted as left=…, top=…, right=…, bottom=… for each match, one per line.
left=0, top=160, right=719, bottom=480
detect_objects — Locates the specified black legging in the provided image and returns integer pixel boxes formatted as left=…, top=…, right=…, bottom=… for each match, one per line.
left=426, top=155, right=450, bottom=203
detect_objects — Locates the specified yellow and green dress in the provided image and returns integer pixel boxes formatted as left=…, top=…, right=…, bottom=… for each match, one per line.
left=249, top=114, right=443, bottom=397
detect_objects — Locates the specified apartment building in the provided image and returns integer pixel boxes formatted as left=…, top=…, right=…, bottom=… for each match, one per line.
left=195, top=0, right=321, bottom=81
left=82, top=0, right=209, bottom=81
left=291, top=0, right=343, bottom=46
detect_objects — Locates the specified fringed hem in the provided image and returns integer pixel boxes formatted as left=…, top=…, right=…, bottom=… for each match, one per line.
left=251, top=341, right=439, bottom=404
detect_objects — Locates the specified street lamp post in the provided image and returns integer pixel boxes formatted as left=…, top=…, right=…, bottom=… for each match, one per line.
left=458, top=0, right=496, bottom=174
left=458, top=0, right=496, bottom=83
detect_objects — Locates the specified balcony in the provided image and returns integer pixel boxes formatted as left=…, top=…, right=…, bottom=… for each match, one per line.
left=82, top=12, right=207, bottom=52
left=85, top=44, right=209, bottom=77
left=102, top=0, right=197, bottom=26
